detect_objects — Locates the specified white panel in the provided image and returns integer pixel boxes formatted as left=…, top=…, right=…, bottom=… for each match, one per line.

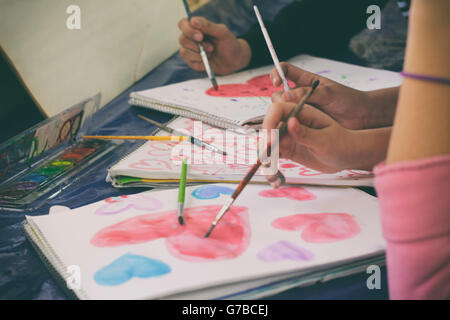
left=0, top=0, right=185, bottom=116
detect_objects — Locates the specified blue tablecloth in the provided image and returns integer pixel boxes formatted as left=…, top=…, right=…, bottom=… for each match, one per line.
left=0, top=0, right=388, bottom=300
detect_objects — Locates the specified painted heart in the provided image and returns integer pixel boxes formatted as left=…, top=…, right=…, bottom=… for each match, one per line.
left=298, top=167, right=323, bottom=176
left=206, top=74, right=294, bottom=98
left=146, top=142, right=179, bottom=157
left=280, top=163, right=299, bottom=169
left=257, top=241, right=314, bottom=262
left=226, top=163, right=253, bottom=174
left=188, top=165, right=226, bottom=176
left=94, top=253, right=171, bottom=286
left=272, top=213, right=360, bottom=243
left=91, top=205, right=250, bottom=262
left=128, top=159, right=172, bottom=171
left=95, top=194, right=163, bottom=215
left=191, top=185, right=234, bottom=200
left=346, top=170, right=373, bottom=179
left=258, top=186, right=316, bottom=201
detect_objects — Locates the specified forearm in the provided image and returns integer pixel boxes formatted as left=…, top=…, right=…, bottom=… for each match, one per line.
left=364, top=87, right=400, bottom=129
left=387, top=0, right=450, bottom=164
left=375, top=0, right=450, bottom=299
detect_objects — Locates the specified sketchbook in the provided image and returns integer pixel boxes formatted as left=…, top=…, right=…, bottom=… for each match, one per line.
left=23, top=183, right=385, bottom=300
left=106, top=117, right=375, bottom=188
left=129, top=54, right=402, bottom=129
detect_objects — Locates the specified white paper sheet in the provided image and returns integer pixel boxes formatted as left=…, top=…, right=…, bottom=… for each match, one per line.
left=130, top=55, right=403, bottom=127
left=108, top=117, right=374, bottom=186
left=27, top=184, right=385, bottom=300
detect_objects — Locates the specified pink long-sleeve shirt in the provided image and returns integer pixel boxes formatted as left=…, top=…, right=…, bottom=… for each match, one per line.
left=374, top=154, right=450, bottom=299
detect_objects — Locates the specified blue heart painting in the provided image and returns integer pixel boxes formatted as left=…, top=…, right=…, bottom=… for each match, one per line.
left=94, top=253, right=171, bottom=286
left=192, top=185, right=234, bottom=200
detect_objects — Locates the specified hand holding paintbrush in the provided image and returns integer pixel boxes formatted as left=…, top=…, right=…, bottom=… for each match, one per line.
left=182, top=0, right=219, bottom=90
left=204, top=80, right=320, bottom=238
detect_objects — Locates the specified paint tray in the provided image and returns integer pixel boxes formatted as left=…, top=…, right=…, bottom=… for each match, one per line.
left=0, top=94, right=120, bottom=212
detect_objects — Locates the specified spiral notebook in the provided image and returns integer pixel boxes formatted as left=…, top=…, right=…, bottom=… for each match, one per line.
left=106, top=117, right=375, bottom=188
left=129, top=54, right=402, bottom=129
left=23, top=184, right=385, bottom=300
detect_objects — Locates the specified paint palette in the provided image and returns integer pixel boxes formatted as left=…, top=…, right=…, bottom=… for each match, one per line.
left=0, top=93, right=124, bottom=212
left=0, top=139, right=116, bottom=211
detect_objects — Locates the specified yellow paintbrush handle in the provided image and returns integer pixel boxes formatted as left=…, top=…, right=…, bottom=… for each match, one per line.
left=83, top=135, right=188, bottom=141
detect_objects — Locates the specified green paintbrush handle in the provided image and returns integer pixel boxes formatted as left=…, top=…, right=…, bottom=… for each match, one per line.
left=178, top=158, right=188, bottom=203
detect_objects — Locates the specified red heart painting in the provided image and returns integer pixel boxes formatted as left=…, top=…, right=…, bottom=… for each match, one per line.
left=259, top=186, right=317, bottom=201
left=91, top=205, right=250, bottom=262
left=206, top=74, right=295, bottom=97
left=272, top=213, right=360, bottom=243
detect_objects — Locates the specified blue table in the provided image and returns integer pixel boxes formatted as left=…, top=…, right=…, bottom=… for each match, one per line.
left=0, top=0, right=388, bottom=300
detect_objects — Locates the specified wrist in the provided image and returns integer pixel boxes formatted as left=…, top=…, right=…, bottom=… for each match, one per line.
left=330, top=127, right=368, bottom=172
left=348, top=128, right=391, bottom=171
left=341, top=129, right=370, bottom=171
left=364, top=88, right=399, bottom=129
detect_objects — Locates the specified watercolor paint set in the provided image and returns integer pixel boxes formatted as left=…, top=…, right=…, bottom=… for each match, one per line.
left=0, top=94, right=119, bottom=212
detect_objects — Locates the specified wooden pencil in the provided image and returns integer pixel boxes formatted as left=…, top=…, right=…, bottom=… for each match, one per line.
left=83, top=135, right=189, bottom=141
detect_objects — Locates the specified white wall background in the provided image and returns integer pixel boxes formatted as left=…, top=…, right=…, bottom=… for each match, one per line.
left=0, top=0, right=185, bottom=116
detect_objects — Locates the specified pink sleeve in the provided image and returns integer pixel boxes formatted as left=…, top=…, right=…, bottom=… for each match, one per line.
left=374, top=155, right=450, bottom=300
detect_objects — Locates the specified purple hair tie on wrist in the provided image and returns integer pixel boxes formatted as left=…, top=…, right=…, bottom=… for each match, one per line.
left=400, top=71, right=450, bottom=85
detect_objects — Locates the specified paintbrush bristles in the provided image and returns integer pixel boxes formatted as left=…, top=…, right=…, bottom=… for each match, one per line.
left=204, top=198, right=235, bottom=238
left=204, top=224, right=215, bottom=238
left=212, top=78, right=219, bottom=91
left=312, top=79, right=320, bottom=90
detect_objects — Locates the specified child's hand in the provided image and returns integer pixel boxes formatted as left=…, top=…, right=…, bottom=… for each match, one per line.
left=262, top=102, right=391, bottom=174
left=178, top=17, right=251, bottom=75
left=270, top=63, right=397, bottom=130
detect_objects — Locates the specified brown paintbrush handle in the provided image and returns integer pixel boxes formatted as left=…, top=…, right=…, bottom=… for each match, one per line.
left=231, top=159, right=262, bottom=199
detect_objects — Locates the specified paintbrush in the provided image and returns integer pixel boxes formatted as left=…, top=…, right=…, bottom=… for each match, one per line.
left=204, top=80, right=320, bottom=238
left=182, top=0, right=219, bottom=90
left=138, top=115, right=226, bottom=156
left=177, top=158, right=188, bottom=225
left=253, top=5, right=290, bottom=92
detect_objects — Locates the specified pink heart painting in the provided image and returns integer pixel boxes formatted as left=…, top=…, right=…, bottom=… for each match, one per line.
left=95, top=194, right=163, bottom=215
left=206, top=74, right=295, bottom=98
left=258, top=186, right=317, bottom=201
left=272, top=213, right=360, bottom=243
left=128, top=159, right=172, bottom=171
left=91, top=205, right=251, bottom=262
left=145, top=142, right=178, bottom=157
